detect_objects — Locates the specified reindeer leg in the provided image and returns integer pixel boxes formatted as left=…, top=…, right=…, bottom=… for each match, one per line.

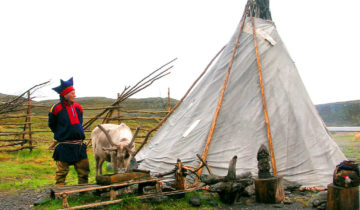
left=95, top=156, right=100, bottom=176
left=111, top=154, right=118, bottom=174
left=99, top=159, right=105, bottom=175
left=125, top=155, right=132, bottom=172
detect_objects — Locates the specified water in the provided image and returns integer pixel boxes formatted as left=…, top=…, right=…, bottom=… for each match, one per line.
left=327, top=127, right=360, bottom=132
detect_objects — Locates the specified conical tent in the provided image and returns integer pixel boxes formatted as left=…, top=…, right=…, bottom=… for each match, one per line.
left=136, top=1, right=346, bottom=188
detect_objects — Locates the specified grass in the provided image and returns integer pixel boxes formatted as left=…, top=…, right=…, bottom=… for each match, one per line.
left=0, top=109, right=359, bottom=209
left=331, top=132, right=360, bottom=162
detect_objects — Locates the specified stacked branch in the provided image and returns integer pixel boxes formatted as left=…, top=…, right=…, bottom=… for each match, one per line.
left=83, top=58, right=176, bottom=130
left=0, top=81, right=49, bottom=115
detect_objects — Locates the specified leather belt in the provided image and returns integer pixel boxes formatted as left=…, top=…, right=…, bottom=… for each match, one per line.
left=58, top=140, right=83, bottom=145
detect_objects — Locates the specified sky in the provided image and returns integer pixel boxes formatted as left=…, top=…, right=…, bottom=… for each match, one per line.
left=0, top=0, right=359, bottom=105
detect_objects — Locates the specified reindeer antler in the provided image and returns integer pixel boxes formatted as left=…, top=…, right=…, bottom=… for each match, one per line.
left=125, top=126, right=141, bottom=155
left=98, top=124, right=119, bottom=147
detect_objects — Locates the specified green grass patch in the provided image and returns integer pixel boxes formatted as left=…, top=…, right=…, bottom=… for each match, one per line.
left=331, top=132, right=360, bottom=162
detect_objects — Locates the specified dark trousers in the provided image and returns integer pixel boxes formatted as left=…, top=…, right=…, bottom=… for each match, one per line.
left=55, top=158, right=90, bottom=185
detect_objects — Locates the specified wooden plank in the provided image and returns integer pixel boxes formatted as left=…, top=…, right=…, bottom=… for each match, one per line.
left=62, top=187, right=202, bottom=210
left=53, top=177, right=164, bottom=196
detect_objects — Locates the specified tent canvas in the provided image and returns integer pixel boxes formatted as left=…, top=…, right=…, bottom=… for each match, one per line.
left=136, top=1, right=346, bottom=188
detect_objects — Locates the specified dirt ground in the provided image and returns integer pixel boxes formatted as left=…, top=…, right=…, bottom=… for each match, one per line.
left=0, top=188, right=50, bottom=210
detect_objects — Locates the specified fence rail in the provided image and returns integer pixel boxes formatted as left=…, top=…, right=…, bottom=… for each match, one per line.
left=0, top=90, right=171, bottom=152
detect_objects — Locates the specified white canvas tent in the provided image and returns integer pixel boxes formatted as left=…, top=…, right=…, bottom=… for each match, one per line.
left=136, top=0, right=346, bottom=188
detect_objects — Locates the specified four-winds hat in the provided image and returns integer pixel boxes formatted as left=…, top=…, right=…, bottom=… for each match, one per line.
left=52, top=77, right=75, bottom=96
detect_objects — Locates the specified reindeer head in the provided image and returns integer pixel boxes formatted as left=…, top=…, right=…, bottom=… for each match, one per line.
left=97, top=124, right=140, bottom=173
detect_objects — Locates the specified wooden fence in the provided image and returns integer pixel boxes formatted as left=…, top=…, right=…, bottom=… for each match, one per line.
left=0, top=90, right=172, bottom=152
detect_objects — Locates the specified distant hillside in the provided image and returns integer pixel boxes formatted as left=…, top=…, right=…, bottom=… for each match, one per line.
left=316, top=100, right=360, bottom=126
left=40, top=97, right=178, bottom=111
left=0, top=93, right=178, bottom=114
left=1, top=92, right=359, bottom=126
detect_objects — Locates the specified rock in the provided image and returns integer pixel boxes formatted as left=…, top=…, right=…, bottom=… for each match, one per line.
left=129, top=157, right=138, bottom=170
left=312, top=199, right=320, bottom=206
left=208, top=200, right=218, bottom=207
left=106, top=162, right=113, bottom=172
left=245, top=199, right=253, bottom=205
left=244, top=184, right=255, bottom=196
left=283, top=180, right=301, bottom=191
left=189, top=197, right=201, bottom=207
left=282, top=197, right=293, bottom=205
left=273, top=204, right=283, bottom=208
left=33, top=197, right=47, bottom=206
left=199, top=195, right=209, bottom=201
left=310, top=191, right=327, bottom=207
left=317, top=202, right=326, bottom=210
left=149, top=196, right=168, bottom=203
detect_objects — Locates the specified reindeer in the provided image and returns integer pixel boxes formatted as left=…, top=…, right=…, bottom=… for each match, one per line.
left=91, top=123, right=140, bottom=176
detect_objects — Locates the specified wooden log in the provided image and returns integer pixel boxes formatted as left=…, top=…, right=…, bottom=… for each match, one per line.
left=61, top=194, right=69, bottom=208
left=0, top=131, right=35, bottom=136
left=226, top=155, right=237, bottom=180
left=0, top=122, right=33, bottom=126
left=326, top=183, right=359, bottom=210
left=0, top=141, right=27, bottom=148
left=96, top=172, right=151, bottom=185
left=201, top=172, right=252, bottom=185
left=209, top=180, right=253, bottom=204
left=175, top=159, right=187, bottom=190
left=0, top=113, right=35, bottom=120
left=255, top=176, right=285, bottom=203
left=0, top=146, right=35, bottom=152
left=0, top=138, right=53, bottom=142
left=132, top=168, right=150, bottom=174
left=61, top=186, right=200, bottom=210
left=52, top=177, right=164, bottom=197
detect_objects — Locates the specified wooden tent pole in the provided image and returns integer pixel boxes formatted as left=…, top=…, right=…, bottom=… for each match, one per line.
left=196, top=3, right=250, bottom=181
left=250, top=6, right=277, bottom=174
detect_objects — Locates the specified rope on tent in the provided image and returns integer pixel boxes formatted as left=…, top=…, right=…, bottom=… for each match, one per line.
left=134, top=45, right=227, bottom=156
left=250, top=3, right=277, bottom=175
left=195, top=2, right=251, bottom=183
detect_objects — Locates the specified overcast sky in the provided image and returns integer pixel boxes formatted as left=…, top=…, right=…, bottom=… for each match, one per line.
left=0, top=0, right=359, bottom=105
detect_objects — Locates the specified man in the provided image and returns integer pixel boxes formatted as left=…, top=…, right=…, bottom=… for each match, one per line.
left=48, top=77, right=90, bottom=185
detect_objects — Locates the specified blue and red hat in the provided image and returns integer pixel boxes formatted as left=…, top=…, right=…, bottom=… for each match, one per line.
left=52, top=77, right=75, bottom=96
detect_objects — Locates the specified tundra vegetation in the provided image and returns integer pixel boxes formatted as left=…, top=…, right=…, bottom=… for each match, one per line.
left=0, top=97, right=359, bottom=209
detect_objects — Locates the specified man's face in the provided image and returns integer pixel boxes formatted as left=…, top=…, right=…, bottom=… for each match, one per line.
left=64, top=90, right=76, bottom=103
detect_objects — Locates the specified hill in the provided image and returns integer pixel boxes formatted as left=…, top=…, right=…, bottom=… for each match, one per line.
left=1, top=92, right=360, bottom=126
left=39, top=97, right=178, bottom=111
left=316, top=100, right=360, bottom=126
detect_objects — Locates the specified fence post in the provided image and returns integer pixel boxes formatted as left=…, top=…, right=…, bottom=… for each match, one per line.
left=167, top=88, right=171, bottom=112
left=117, top=93, right=121, bottom=124
left=27, top=90, right=33, bottom=152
